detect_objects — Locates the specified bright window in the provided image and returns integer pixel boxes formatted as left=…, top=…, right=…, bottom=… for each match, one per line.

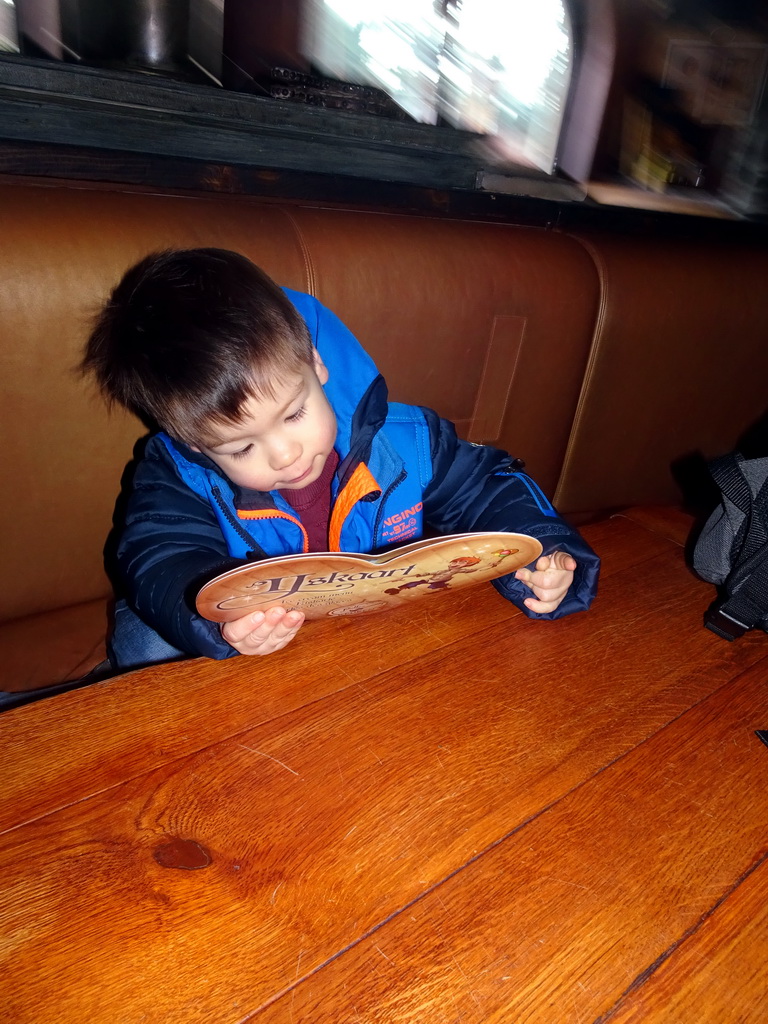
left=0, top=0, right=19, bottom=54
left=304, top=0, right=573, bottom=173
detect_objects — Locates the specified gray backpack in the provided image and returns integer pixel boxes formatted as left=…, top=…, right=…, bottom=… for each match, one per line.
left=693, top=452, right=768, bottom=640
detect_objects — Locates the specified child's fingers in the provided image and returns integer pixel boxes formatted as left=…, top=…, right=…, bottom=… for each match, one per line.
left=515, top=551, right=575, bottom=615
left=553, top=551, right=577, bottom=571
left=222, top=609, right=266, bottom=646
left=516, top=551, right=575, bottom=585
left=267, top=609, right=305, bottom=640
left=524, top=595, right=563, bottom=613
left=222, top=607, right=304, bottom=650
left=534, top=551, right=577, bottom=573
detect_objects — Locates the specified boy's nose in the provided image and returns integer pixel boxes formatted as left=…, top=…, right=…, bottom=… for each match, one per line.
left=267, top=436, right=301, bottom=470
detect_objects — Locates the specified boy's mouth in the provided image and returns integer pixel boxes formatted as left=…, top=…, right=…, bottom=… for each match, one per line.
left=284, top=464, right=313, bottom=486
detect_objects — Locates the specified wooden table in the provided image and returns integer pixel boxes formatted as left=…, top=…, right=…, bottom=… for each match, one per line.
left=2, top=510, right=767, bottom=1023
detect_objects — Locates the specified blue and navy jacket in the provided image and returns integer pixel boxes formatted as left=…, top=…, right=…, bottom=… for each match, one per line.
left=115, top=289, right=600, bottom=659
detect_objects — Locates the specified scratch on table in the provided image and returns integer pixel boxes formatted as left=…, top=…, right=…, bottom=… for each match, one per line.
left=295, top=948, right=305, bottom=980
left=239, top=744, right=301, bottom=777
left=451, top=956, right=483, bottom=1011
left=451, top=954, right=470, bottom=982
left=374, top=945, right=394, bottom=964
left=289, top=950, right=305, bottom=1024
left=270, top=880, right=284, bottom=905
left=337, top=663, right=356, bottom=683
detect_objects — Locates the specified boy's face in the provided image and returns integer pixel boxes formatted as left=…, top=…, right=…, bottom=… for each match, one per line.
left=193, top=350, right=337, bottom=493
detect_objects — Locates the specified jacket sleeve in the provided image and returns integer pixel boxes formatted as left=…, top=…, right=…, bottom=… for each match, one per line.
left=115, top=440, right=244, bottom=659
left=420, top=408, right=600, bottom=619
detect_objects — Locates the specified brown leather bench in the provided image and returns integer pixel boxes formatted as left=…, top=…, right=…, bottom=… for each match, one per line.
left=556, top=232, right=768, bottom=513
left=2, top=178, right=767, bottom=698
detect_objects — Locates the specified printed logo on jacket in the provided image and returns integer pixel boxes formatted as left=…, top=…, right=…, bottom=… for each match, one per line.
left=381, top=501, right=423, bottom=544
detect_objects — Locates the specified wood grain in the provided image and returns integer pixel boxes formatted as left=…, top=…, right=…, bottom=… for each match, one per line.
left=603, top=853, right=768, bottom=1023
left=255, top=664, right=768, bottom=1024
left=0, top=515, right=662, bottom=832
left=617, top=507, right=695, bottom=547
left=1, top=511, right=766, bottom=1024
left=0, top=57, right=482, bottom=191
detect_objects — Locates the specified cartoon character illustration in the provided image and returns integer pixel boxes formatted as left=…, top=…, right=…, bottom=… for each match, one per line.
left=384, top=555, right=482, bottom=595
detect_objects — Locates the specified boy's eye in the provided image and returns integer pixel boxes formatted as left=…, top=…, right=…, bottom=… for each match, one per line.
left=230, top=444, right=253, bottom=460
left=286, top=406, right=307, bottom=423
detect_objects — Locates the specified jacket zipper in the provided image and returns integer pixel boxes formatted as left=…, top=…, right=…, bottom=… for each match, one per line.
left=211, top=485, right=266, bottom=557
left=372, top=468, right=407, bottom=543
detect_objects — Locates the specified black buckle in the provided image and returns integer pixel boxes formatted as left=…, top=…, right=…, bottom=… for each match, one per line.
left=704, top=606, right=749, bottom=641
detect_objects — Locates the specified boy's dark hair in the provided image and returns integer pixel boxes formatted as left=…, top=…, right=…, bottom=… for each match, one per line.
left=81, top=247, right=314, bottom=444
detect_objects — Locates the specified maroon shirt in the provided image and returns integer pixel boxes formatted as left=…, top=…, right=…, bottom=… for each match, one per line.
left=280, top=450, right=339, bottom=552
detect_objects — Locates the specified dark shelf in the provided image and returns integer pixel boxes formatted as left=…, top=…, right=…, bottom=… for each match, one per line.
left=1, top=52, right=766, bottom=243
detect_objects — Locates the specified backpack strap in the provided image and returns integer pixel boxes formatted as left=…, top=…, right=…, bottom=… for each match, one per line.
left=710, top=454, right=753, bottom=551
left=706, top=545, right=768, bottom=640
left=705, top=453, right=768, bottom=639
left=709, top=452, right=753, bottom=513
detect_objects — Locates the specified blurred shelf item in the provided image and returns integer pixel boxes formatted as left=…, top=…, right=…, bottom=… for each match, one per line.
left=476, top=170, right=586, bottom=202
left=586, top=181, right=737, bottom=219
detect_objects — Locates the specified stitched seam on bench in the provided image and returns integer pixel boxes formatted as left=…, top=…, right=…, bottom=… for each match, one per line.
left=282, top=209, right=317, bottom=296
left=555, top=234, right=609, bottom=505
left=562, top=236, right=607, bottom=438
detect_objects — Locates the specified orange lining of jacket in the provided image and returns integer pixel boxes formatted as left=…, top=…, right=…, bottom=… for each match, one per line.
left=328, top=463, right=381, bottom=552
left=234, top=463, right=380, bottom=555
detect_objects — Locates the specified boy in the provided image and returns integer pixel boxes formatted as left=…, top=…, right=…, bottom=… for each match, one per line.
left=82, top=248, right=599, bottom=669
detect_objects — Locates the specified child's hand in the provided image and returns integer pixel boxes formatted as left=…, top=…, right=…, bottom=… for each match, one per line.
left=514, top=551, right=576, bottom=614
left=221, top=605, right=305, bottom=656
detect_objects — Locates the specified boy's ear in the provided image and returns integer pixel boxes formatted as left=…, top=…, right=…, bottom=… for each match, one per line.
left=313, top=348, right=329, bottom=385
